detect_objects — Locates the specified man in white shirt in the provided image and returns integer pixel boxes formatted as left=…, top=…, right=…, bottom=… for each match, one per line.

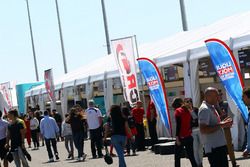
left=86, top=100, right=103, bottom=158
left=0, top=110, right=8, bottom=167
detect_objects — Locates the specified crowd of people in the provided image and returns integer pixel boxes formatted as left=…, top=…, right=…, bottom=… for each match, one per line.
left=0, top=87, right=250, bottom=167
left=0, top=97, right=159, bottom=167
left=172, top=87, right=250, bottom=167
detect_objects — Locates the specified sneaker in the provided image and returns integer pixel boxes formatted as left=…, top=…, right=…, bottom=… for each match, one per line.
left=55, top=154, right=59, bottom=160
left=132, top=152, right=136, bottom=156
left=67, top=154, right=71, bottom=159
left=82, top=154, right=87, bottom=161
left=48, top=158, right=54, bottom=162
left=98, top=154, right=104, bottom=158
left=22, top=149, right=32, bottom=161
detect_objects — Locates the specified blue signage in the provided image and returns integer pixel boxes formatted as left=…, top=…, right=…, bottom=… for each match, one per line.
left=205, top=38, right=248, bottom=122
left=137, top=58, right=172, bottom=133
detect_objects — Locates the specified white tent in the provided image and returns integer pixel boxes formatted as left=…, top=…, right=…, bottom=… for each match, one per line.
left=26, top=11, right=250, bottom=98
left=25, top=11, right=250, bottom=149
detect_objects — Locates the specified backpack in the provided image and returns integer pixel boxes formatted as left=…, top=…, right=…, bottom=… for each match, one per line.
left=104, top=143, right=113, bottom=165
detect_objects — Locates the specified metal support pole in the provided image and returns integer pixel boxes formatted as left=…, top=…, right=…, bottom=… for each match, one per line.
left=55, top=0, right=68, bottom=73
left=8, top=83, right=13, bottom=108
left=179, top=0, right=188, bottom=31
left=25, top=0, right=39, bottom=81
left=134, top=35, right=147, bottom=111
left=101, top=0, right=111, bottom=55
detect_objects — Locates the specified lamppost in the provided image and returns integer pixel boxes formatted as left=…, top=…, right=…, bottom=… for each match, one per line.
left=101, top=0, right=111, bottom=55
left=179, top=0, right=188, bottom=31
left=25, top=0, right=39, bottom=81
left=55, top=0, right=68, bottom=73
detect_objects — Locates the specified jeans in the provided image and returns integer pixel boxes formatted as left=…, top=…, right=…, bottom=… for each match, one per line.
left=246, top=119, right=250, bottom=151
left=73, top=131, right=84, bottom=158
left=64, top=135, right=74, bottom=155
left=207, top=145, right=228, bottom=167
left=57, top=123, right=62, bottom=141
left=11, top=147, right=29, bottom=167
left=192, top=128, right=203, bottom=166
left=175, top=136, right=197, bottom=167
left=89, top=127, right=103, bottom=157
left=111, top=135, right=127, bottom=167
left=45, top=138, right=58, bottom=159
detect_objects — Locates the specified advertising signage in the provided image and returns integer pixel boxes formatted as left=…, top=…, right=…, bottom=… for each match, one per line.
left=199, top=57, right=217, bottom=77
left=238, top=48, right=250, bottom=68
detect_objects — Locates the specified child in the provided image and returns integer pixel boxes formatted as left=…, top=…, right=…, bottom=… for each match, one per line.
left=103, top=116, right=116, bottom=157
left=122, top=107, right=137, bottom=156
left=62, top=114, right=74, bottom=159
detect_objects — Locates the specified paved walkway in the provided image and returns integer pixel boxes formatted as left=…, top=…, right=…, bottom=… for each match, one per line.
left=6, top=140, right=250, bottom=167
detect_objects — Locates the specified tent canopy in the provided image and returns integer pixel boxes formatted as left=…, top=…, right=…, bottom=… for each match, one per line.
left=26, top=11, right=250, bottom=97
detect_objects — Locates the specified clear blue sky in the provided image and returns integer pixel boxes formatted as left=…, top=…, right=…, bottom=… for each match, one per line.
left=0, top=0, right=250, bottom=84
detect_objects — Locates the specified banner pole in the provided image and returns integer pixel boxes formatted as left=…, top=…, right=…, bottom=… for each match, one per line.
left=101, top=0, right=111, bottom=55
left=134, top=35, right=147, bottom=112
left=8, top=82, right=13, bottom=108
left=226, top=38, right=237, bottom=167
left=224, top=127, right=237, bottom=167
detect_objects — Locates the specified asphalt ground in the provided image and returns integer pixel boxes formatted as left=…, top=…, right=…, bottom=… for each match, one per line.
left=5, top=140, right=250, bottom=167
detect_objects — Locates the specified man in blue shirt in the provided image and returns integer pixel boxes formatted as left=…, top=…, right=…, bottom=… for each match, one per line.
left=242, top=88, right=250, bottom=157
left=40, top=110, right=59, bottom=162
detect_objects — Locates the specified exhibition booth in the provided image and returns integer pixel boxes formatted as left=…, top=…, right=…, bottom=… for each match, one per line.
left=25, top=11, right=250, bottom=150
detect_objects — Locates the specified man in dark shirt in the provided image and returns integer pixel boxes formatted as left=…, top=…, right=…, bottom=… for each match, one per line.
left=5, top=109, right=29, bottom=167
left=185, top=98, right=203, bottom=167
left=52, top=109, right=63, bottom=141
left=146, top=100, right=158, bottom=148
left=242, top=88, right=250, bottom=157
left=216, top=89, right=229, bottom=120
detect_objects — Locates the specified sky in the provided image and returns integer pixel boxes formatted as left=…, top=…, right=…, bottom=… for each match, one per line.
left=0, top=0, right=250, bottom=84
